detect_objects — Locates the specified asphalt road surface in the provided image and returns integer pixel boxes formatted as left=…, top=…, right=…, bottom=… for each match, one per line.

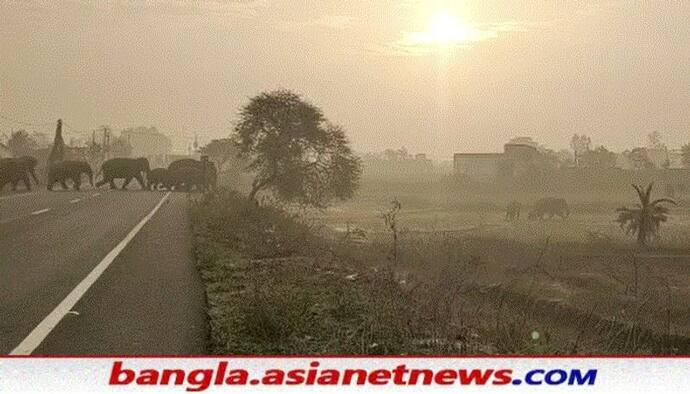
left=0, top=187, right=208, bottom=355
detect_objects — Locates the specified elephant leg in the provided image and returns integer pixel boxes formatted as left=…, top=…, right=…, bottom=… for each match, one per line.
left=109, top=178, right=117, bottom=189
left=122, top=177, right=133, bottom=190
left=73, top=176, right=82, bottom=191
left=11, top=180, right=18, bottom=191
left=60, top=178, right=69, bottom=190
left=29, top=168, right=39, bottom=185
left=23, top=175, right=31, bottom=191
left=134, top=174, right=145, bottom=189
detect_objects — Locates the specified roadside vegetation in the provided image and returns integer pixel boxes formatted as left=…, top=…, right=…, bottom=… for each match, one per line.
left=191, top=186, right=690, bottom=354
left=193, top=190, right=423, bottom=354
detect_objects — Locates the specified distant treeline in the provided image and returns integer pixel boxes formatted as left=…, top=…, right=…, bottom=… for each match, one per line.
left=455, top=167, right=690, bottom=197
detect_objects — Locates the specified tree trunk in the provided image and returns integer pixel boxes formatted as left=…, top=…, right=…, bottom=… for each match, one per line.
left=248, top=184, right=260, bottom=201
left=248, top=174, right=274, bottom=201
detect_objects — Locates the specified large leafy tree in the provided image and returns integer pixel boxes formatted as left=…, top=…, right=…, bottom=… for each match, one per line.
left=200, top=138, right=238, bottom=169
left=617, top=183, right=676, bottom=247
left=570, top=134, right=591, bottom=167
left=7, top=129, right=39, bottom=157
left=232, top=90, right=362, bottom=207
left=110, top=135, right=132, bottom=158
left=626, top=147, right=654, bottom=169
left=579, top=145, right=617, bottom=168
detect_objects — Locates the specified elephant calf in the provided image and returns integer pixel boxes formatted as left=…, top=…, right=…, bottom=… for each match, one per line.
left=47, top=161, right=94, bottom=191
left=168, top=157, right=217, bottom=190
left=166, top=166, right=207, bottom=192
left=147, top=168, right=170, bottom=191
left=528, top=198, right=570, bottom=220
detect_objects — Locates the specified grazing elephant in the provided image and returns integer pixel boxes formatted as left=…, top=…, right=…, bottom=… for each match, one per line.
left=506, top=200, right=521, bottom=221
left=168, top=157, right=217, bottom=190
left=528, top=197, right=570, bottom=220
left=166, top=166, right=207, bottom=192
left=96, top=157, right=150, bottom=190
left=47, top=161, right=94, bottom=191
left=147, top=168, right=170, bottom=190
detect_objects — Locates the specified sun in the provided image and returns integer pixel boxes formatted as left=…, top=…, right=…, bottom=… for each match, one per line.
left=406, top=10, right=482, bottom=46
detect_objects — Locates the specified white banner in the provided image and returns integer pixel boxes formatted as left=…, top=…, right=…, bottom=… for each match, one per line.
left=0, top=357, right=688, bottom=394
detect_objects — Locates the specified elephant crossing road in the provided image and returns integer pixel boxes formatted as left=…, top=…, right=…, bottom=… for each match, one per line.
left=47, top=161, right=94, bottom=191
left=0, top=156, right=39, bottom=192
left=95, top=158, right=150, bottom=190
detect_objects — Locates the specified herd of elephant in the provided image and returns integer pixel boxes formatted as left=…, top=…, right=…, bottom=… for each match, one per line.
left=0, top=156, right=217, bottom=192
left=505, top=197, right=571, bottom=221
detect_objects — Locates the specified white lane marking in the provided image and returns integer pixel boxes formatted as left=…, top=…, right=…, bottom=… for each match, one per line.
left=92, top=193, right=101, bottom=197
left=10, top=192, right=172, bottom=355
left=70, top=198, right=81, bottom=204
left=30, top=208, right=51, bottom=216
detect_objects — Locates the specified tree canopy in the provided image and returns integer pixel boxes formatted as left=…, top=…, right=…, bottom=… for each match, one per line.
left=626, top=147, right=655, bottom=170
left=681, top=143, right=690, bottom=169
left=232, top=90, right=362, bottom=207
left=570, top=134, right=591, bottom=166
left=579, top=146, right=617, bottom=168
left=200, top=138, right=238, bottom=169
left=7, top=129, right=39, bottom=157
left=617, top=183, right=676, bottom=247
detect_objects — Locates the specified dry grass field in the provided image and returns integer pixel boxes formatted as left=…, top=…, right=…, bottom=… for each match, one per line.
left=191, top=177, right=690, bottom=354
left=309, top=177, right=690, bottom=353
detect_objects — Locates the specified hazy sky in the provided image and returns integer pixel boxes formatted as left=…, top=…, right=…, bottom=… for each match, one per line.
left=2, top=1, right=690, bottom=158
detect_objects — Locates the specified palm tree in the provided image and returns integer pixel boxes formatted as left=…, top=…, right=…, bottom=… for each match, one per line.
left=617, top=183, right=676, bottom=247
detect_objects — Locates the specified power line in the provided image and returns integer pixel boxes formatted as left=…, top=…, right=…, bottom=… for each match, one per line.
left=0, top=113, right=54, bottom=128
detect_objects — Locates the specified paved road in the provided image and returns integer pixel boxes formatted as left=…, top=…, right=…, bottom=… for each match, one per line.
left=0, top=187, right=208, bottom=355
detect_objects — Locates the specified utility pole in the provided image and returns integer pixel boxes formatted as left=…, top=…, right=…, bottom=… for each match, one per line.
left=101, top=126, right=111, bottom=161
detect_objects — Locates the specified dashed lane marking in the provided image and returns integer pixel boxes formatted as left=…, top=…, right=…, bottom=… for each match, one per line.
left=70, top=198, right=81, bottom=204
left=0, top=192, right=36, bottom=201
left=30, top=208, right=51, bottom=216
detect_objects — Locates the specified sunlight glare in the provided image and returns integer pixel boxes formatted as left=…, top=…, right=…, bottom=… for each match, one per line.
left=406, top=10, right=485, bottom=46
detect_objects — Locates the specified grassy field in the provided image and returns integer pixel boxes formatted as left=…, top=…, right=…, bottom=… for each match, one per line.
left=311, top=177, right=690, bottom=353
left=191, top=177, right=690, bottom=354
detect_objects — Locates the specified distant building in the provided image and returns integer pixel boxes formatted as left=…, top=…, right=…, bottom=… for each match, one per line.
left=645, top=147, right=683, bottom=169
left=360, top=148, right=435, bottom=179
left=454, top=143, right=539, bottom=180
left=504, top=143, right=540, bottom=162
left=453, top=153, right=503, bottom=180
left=120, top=127, right=172, bottom=168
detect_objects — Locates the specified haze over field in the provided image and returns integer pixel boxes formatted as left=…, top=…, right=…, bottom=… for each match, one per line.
left=2, top=0, right=690, bottom=157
